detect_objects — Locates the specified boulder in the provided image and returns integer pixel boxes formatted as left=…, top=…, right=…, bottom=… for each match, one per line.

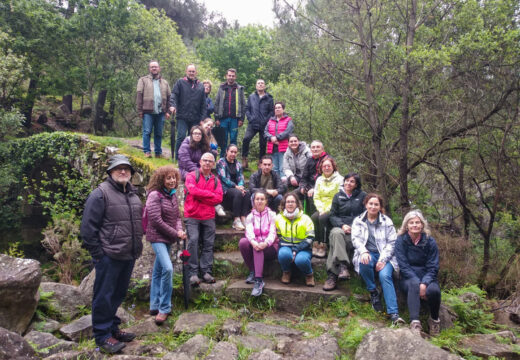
left=246, top=322, right=302, bottom=338
left=172, top=334, right=210, bottom=359
left=206, top=341, right=238, bottom=360
left=438, top=303, right=457, bottom=330
left=221, top=319, right=242, bottom=336
left=459, top=331, right=519, bottom=360
left=355, top=328, right=463, bottom=360
left=120, top=342, right=168, bottom=357
left=59, top=314, right=93, bottom=342
left=43, top=350, right=104, bottom=359
left=281, top=333, right=340, bottom=360
left=78, top=269, right=96, bottom=302
left=173, top=313, right=217, bottom=334
left=39, top=282, right=89, bottom=320
left=0, top=326, right=37, bottom=360
left=124, top=317, right=165, bottom=337
left=0, top=255, right=42, bottom=334
left=248, top=349, right=283, bottom=360
left=24, top=330, right=76, bottom=356
left=28, top=319, right=61, bottom=333
left=229, top=335, right=275, bottom=351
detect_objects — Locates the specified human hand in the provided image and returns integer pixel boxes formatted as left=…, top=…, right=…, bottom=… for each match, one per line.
left=342, top=225, right=351, bottom=234
left=238, top=120, right=243, bottom=127
left=300, top=187, right=305, bottom=195
left=165, top=113, right=171, bottom=119
left=420, top=283, right=427, bottom=299
left=290, top=177, right=298, bottom=187
left=216, top=120, right=220, bottom=127
left=375, top=261, right=385, bottom=272
left=169, top=106, right=176, bottom=114
left=177, top=230, right=186, bottom=239
left=360, top=252, right=371, bottom=265
left=270, top=136, right=277, bottom=143
left=307, top=189, right=314, bottom=197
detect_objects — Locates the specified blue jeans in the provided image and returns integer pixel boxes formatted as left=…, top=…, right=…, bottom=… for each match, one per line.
left=142, top=113, right=165, bottom=155
left=174, top=118, right=192, bottom=160
left=278, top=246, right=313, bottom=275
left=359, top=252, right=399, bottom=314
left=272, top=152, right=284, bottom=179
left=150, top=243, right=173, bottom=314
left=219, top=117, right=238, bottom=157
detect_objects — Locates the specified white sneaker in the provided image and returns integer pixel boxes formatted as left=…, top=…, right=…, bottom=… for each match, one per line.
left=232, top=218, right=245, bottom=231
left=215, top=204, right=226, bottom=217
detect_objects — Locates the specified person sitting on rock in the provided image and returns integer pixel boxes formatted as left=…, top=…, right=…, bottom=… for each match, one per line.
left=239, top=189, right=279, bottom=297
left=395, top=210, right=441, bottom=336
left=283, top=134, right=311, bottom=188
left=351, top=193, right=405, bottom=325
left=216, top=144, right=249, bottom=230
left=248, top=155, right=287, bottom=212
left=178, top=125, right=210, bottom=180
left=144, top=165, right=186, bottom=325
left=276, top=193, right=315, bottom=287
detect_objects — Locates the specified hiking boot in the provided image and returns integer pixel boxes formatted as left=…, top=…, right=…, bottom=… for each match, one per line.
left=215, top=204, right=226, bottom=217
left=202, top=273, right=216, bottom=284
left=251, top=278, right=265, bottom=297
left=338, top=263, right=350, bottom=280
left=428, top=317, right=441, bottom=336
left=113, top=330, right=135, bottom=342
left=370, top=289, right=383, bottom=312
left=99, top=337, right=125, bottom=354
left=242, top=157, right=248, bottom=169
left=245, top=271, right=255, bottom=284
left=311, top=242, right=319, bottom=257
left=155, top=312, right=169, bottom=325
left=316, top=243, right=327, bottom=258
left=155, top=153, right=165, bottom=159
left=144, top=152, right=152, bottom=158
left=281, top=271, right=291, bottom=284
left=149, top=309, right=159, bottom=316
left=390, top=314, right=406, bottom=326
left=190, top=274, right=201, bottom=286
left=305, top=273, right=315, bottom=287
left=410, top=320, right=423, bottom=335
left=232, top=218, right=245, bottom=231
left=323, top=272, right=338, bottom=291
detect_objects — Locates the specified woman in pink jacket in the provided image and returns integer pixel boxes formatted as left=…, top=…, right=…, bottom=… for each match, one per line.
left=239, top=189, right=279, bottom=297
left=264, top=101, right=294, bottom=179
left=145, top=165, right=186, bottom=325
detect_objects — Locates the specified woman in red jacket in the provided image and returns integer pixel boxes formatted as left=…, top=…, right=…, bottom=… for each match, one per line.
left=145, top=165, right=186, bottom=325
left=264, top=101, right=294, bottom=179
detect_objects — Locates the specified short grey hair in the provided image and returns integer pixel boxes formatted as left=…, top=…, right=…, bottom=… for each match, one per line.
left=310, top=140, right=323, bottom=148
left=397, top=210, right=431, bottom=236
left=201, top=152, right=215, bottom=162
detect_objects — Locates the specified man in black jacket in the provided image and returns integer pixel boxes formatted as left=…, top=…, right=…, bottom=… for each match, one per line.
left=242, top=79, right=274, bottom=168
left=80, top=155, right=143, bottom=354
left=169, top=64, right=206, bottom=159
left=247, top=155, right=287, bottom=211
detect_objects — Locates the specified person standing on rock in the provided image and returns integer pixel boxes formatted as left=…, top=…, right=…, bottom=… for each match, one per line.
left=80, top=155, right=143, bottom=354
left=144, top=165, right=186, bottom=325
left=395, top=210, right=441, bottom=336
left=169, top=64, right=207, bottom=160
left=264, top=101, right=294, bottom=179
left=136, top=61, right=171, bottom=158
left=184, top=152, right=223, bottom=286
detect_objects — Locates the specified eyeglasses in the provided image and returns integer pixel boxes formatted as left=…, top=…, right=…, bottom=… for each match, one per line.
left=113, top=167, right=131, bottom=173
left=202, top=159, right=214, bottom=163
left=192, top=132, right=202, bottom=136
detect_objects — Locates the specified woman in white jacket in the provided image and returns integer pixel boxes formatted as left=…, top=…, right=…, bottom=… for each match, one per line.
left=351, top=193, right=404, bottom=325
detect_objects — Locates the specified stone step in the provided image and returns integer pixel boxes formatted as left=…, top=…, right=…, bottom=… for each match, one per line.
left=214, top=228, right=243, bottom=251
left=225, top=278, right=349, bottom=314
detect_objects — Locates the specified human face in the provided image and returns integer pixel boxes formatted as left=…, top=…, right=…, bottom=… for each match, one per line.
left=365, top=197, right=381, bottom=218
left=254, top=193, right=267, bottom=212
left=274, top=103, right=284, bottom=118
left=256, top=79, right=266, bottom=92
left=407, top=216, right=423, bottom=236
left=164, top=173, right=177, bottom=191
left=310, top=142, right=323, bottom=158
left=261, top=159, right=273, bottom=175
left=149, top=62, right=160, bottom=76
left=288, top=136, right=299, bottom=152
left=321, top=160, right=334, bottom=177
left=203, top=82, right=211, bottom=94
left=202, top=120, right=213, bottom=133
left=110, top=165, right=132, bottom=185
left=191, top=129, right=203, bottom=143
left=200, top=154, right=215, bottom=172
left=186, top=65, right=197, bottom=80
left=226, top=146, right=238, bottom=162
left=226, top=71, right=236, bottom=85
left=284, top=195, right=298, bottom=212
left=344, top=176, right=357, bottom=194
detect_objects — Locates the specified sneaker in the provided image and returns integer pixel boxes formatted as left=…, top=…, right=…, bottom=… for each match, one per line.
left=410, top=320, right=423, bottom=335
left=155, top=312, right=169, bottom=325
left=428, top=317, right=441, bottom=336
left=305, top=273, right=315, bottom=287
left=245, top=271, right=255, bottom=284
left=281, top=271, right=291, bottom=284
left=202, top=272, right=216, bottom=284
left=311, top=242, right=319, bottom=257
left=232, top=218, right=245, bottom=231
left=99, top=337, right=125, bottom=354
left=113, top=330, right=135, bottom=342
left=215, top=204, right=226, bottom=217
left=190, top=274, right=201, bottom=286
left=338, top=263, right=350, bottom=280
left=370, top=289, right=383, bottom=312
left=323, top=272, right=338, bottom=291
left=390, top=314, right=406, bottom=326
left=316, top=243, right=327, bottom=258
left=251, top=278, right=265, bottom=297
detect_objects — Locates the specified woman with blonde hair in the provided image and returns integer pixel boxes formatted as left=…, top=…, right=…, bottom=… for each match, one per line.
left=395, top=210, right=441, bottom=336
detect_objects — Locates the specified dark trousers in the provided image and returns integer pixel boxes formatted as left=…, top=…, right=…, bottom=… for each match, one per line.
left=92, top=255, right=135, bottom=345
left=293, top=189, right=316, bottom=215
left=173, top=118, right=195, bottom=160
left=223, top=188, right=250, bottom=218
left=311, top=211, right=330, bottom=244
left=185, top=218, right=216, bottom=276
left=400, top=278, right=441, bottom=321
left=242, top=124, right=267, bottom=159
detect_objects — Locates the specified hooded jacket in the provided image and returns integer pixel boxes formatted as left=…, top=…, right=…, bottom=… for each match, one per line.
left=169, top=77, right=206, bottom=124
left=313, top=171, right=344, bottom=213
left=184, top=170, right=223, bottom=220
left=245, top=207, right=278, bottom=247
left=178, top=137, right=202, bottom=180
left=283, top=141, right=311, bottom=182
left=329, top=187, right=367, bottom=228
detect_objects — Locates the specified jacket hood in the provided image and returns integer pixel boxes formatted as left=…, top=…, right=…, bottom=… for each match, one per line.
left=322, top=171, right=341, bottom=183
left=339, top=186, right=362, bottom=197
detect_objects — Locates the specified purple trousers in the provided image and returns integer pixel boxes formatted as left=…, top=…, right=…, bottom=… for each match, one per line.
left=239, top=237, right=278, bottom=278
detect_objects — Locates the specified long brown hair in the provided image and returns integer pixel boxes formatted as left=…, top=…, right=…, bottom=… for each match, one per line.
left=363, top=193, right=386, bottom=214
left=189, top=125, right=210, bottom=153
left=146, top=165, right=180, bottom=192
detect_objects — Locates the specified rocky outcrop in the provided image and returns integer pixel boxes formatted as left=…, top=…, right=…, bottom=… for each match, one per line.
left=281, top=333, right=340, bottom=360
left=0, top=327, right=37, bottom=360
left=24, top=330, right=76, bottom=356
left=173, top=312, right=217, bottom=334
left=39, top=282, right=89, bottom=320
left=0, top=255, right=42, bottom=334
left=206, top=341, right=239, bottom=360
left=248, top=349, right=283, bottom=360
left=459, top=331, right=519, bottom=360
left=170, top=334, right=210, bottom=359
left=246, top=322, right=303, bottom=338
left=229, top=335, right=275, bottom=351
left=355, top=328, right=463, bottom=360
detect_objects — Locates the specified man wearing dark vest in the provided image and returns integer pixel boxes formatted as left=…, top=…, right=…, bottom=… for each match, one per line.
left=80, top=155, right=143, bottom=354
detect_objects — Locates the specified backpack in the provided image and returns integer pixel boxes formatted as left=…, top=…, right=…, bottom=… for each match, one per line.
left=195, top=169, right=219, bottom=190
left=142, top=191, right=163, bottom=234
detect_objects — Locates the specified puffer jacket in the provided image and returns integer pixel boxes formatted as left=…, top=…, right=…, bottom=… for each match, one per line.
left=184, top=170, right=223, bottom=220
left=283, top=141, right=311, bottom=182
left=145, top=190, right=183, bottom=244
left=264, top=115, right=294, bottom=154
left=136, top=74, right=171, bottom=116
left=216, top=158, right=245, bottom=194
left=329, top=187, right=367, bottom=227
left=178, top=138, right=202, bottom=180
left=351, top=211, right=398, bottom=273
left=245, top=208, right=278, bottom=247
left=395, top=232, right=439, bottom=286
left=275, top=210, right=315, bottom=251
left=169, top=77, right=206, bottom=123
left=313, top=172, right=344, bottom=213
left=299, top=151, right=329, bottom=192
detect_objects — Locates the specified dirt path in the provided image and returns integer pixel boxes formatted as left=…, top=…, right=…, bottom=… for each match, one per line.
left=121, top=138, right=173, bottom=159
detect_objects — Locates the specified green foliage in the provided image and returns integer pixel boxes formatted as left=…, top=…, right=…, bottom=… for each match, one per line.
left=36, top=290, right=62, bottom=321
left=3, top=241, right=24, bottom=258
left=337, top=317, right=372, bottom=356
left=0, top=108, right=24, bottom=140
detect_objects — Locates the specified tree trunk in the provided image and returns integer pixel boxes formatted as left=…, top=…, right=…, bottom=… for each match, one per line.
left=23, top=77, right=38, bottom=127
left=62, top=95, right=73, bottom=113
left=106, top=91, right=115, bottom=131
left=94, top=89, right=107, bottom=134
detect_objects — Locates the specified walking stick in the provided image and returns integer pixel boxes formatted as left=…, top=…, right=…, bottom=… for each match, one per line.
left=179, top=234, right=191, bottom=310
